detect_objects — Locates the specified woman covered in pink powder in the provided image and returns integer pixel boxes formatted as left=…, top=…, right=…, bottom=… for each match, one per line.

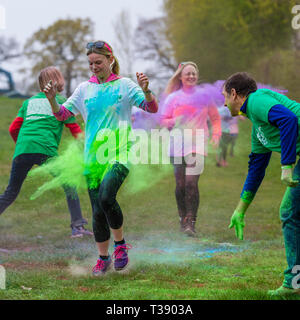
left=161, top=62, right=221, bottom=236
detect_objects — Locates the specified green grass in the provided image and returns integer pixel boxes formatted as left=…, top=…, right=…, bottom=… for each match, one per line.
left=0, top=96, right=299, bottom=300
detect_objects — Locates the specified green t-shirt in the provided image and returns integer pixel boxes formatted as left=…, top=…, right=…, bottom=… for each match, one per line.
left=14, top=92, right=76, bottom=159
left=246, top=89, right=300, bottom=154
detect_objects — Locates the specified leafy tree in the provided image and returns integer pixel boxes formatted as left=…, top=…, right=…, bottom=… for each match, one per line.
left=163, top=0, right=296, bottom=82
left=24, top=18, right=94, bottom=96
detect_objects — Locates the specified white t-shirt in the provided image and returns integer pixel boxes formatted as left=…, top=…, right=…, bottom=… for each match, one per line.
left=63, top=77, right=145, bottom=171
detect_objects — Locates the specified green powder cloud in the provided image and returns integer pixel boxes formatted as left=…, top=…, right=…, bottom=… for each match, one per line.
left=29, top=129, right=174, bottom=199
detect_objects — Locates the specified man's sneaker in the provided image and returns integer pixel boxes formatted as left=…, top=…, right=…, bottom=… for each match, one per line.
left=71, top=226, right=93, bottom=238
left=112, top=244, right=132, bottom=271
left=92, top=257, right=112, bottom=276
left=268, top=285, right=300, bottom=298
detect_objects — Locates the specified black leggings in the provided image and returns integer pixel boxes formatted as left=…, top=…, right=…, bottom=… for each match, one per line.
left=88, top=163, right=129, bottom=243
left=173, top=159, right=200, bottom=220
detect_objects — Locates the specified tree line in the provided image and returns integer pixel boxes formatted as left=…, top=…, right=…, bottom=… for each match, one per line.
left=163, top=0, right=300, bottom=99
left=1, top=1, right=299, bottom=98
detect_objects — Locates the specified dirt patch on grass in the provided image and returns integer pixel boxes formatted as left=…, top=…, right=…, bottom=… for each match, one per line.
left=0, top=233, right=43, bottom=252
left=192, top=283, right=206, bottom=288
left=2, top=260, right=68, bottom=271
left=0, top=246, right=39, bottom=254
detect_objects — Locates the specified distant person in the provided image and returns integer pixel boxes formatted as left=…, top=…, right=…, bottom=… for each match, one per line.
left=0, top=66, right=92, bottom=238
left=216, top=105, right=233, bottom=167
left=224, top=72, right=300, bottom=297
left=161, top=62, right=221, bottom=236
left=228, top=117, right=238, bottom=157
left=216, top=106, right=244, bottom=167
left=43, top=41, right=158, bottom=275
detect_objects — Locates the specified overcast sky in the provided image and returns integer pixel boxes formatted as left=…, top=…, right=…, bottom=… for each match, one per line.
left=0, top=0, right=163, bottom=43
left=0, top=0, right=163, bottom=88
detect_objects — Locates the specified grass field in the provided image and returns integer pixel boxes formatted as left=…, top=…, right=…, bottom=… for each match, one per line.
left=0, top=96, right=299, bottom=300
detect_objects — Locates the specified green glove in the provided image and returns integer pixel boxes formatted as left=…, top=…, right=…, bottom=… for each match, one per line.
left=281, top=165, right=299, bottom=188
left=228, top=210, right=245, bottom=240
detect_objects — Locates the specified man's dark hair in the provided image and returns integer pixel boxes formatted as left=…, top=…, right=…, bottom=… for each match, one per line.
left=224, top=72, right=257, bottom=96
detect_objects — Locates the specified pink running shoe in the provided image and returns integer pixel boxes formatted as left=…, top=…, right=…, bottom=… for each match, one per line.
left=112, top=244, right=132, bottom=271
left=92, top=257, right=112, bottom=276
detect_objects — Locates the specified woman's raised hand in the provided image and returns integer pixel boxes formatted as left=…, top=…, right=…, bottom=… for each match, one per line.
left=43, top=80, right=58, bottom=101
left=136, top=72, right=149, bottom=92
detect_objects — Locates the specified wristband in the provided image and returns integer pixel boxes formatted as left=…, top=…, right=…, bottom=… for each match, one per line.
left=240, top=190, right=254, bottom=204
left=281, top=165, right=293, bottom=169
left=143, top=89, right=152, bottom=94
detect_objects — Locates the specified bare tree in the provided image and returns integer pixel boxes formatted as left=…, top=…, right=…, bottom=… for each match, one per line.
left=112, top=10, right=134, bottom=78
left=0, top=36, right=22, bottom=95
left=134, top=17, right=177, bottom=93
left=0, top=36, right=21, bottom=63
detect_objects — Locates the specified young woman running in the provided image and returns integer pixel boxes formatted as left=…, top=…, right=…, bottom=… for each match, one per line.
left=161, top=62, right=221, bottom=236
left=43, top=41, right=158, bottom=275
